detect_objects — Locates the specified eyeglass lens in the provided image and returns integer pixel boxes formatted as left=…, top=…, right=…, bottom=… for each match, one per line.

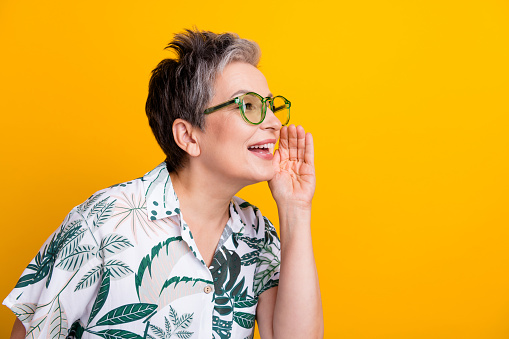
left=241, top=94, right=289, bottom=125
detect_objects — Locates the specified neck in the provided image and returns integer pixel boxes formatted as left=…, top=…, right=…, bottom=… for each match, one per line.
left=169, top=162, right=243, bottom=234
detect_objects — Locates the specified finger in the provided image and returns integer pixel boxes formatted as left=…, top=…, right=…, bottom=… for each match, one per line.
left=297, top=125, right=306, bottom=161
left=305, top=132, right=314, bottom=165
left=278, top=125, right=289, bottom=162
left=288, top=124, right=298, bottom=161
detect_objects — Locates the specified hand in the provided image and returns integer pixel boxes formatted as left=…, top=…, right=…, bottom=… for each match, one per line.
left=269, top=125, right=316, bottom=209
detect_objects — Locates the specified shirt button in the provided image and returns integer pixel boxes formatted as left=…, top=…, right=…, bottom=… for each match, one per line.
left=204, top=285, right=213, bottom=294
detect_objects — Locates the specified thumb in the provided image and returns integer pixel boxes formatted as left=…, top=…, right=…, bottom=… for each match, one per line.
left=272, top=149, right=281, bottom=173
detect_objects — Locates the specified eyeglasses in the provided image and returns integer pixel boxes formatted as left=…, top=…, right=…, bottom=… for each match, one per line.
left=203, top=92, right=291, bottom=126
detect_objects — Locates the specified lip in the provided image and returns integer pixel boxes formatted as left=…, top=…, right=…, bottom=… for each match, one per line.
left=247, top=138, right=277, bottom=161
left=247, top=139, right=277, bottom=147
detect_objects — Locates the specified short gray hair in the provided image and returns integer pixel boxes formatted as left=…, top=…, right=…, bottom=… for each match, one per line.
left=145, top=28, right=261, bottom=172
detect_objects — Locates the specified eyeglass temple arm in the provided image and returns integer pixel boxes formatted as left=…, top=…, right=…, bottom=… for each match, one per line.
left=203, top=98, right=238, bottom=115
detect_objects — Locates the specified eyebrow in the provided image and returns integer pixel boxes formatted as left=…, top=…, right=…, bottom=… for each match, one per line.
left=229, top=90, right=273, bottom=99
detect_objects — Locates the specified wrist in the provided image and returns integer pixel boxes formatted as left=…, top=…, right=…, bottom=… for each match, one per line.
left=276, top=200, right=312, bottom=213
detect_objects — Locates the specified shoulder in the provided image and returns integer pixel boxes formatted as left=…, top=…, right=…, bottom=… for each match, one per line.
left=71, top=176, right=145, bottom=230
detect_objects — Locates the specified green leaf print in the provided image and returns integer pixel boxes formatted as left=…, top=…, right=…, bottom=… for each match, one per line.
left=175, top=332, right=193, bottom=339
left=147, top=306, right=195, bottom=339
left=95, top=303, right=157, bottom=326
left=224, top=250, right=241, bottom=292
left=56, top=245, right=95, bottom=271
left=214, top=305, right=232, bottom=316
left=232, top=312, right=255, bottom=329
left=87, top=197, right=110, bottom=218
left=212, top=316, right=232, bottom=339
left=88, top=270, right=111, bottom=326
left=48, top=297, right=67, bottom=339
left=75, top=265, right=102, bottom=291
left=25, top=315, right=47, bottom=339
left=148, top=324, right=165, bottom=339
left=240, top=251, right=259, bottom=266
left=59, top=228, right=87, bottom=259
left=211, top=246, right=254, bottom=338
left=253, top=261, right=279, bottom=296
left=68, top=320, right=85, bottom=339
left=104, top=259, right=133, bottom=279
left=230, top=277, right=245, bottom=296
left=236, top=236, right=263, bottom=250
left=15, top=214, right=85, bottom=288
left=91, top=329, right=144, bottom=339
left=94, top=199, right=116, bottom=228
left=11, top=303, right=36, bottom=322
left=75, top=258, right=132, bottom=291
left=233, top=297, right=257, bottom=309
left=97, top=234, right=134, bottom=259
left=78, top=192, right=105, bottom=214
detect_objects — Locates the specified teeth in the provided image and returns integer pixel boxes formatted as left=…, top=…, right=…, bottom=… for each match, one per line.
left=249, top=143, right=275, bottom=149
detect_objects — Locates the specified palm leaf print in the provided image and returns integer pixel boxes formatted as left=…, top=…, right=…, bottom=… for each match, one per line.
left=148, top=306, right=195, bottom=339
left=56, top=245, right=95, bottom=271
left=95, top=303, right=157, bottom=326
left=78, top=192, right=105, bottom=214
left=59, top=228, right=87, bottom=259
left=73, top=239, right=133, bottom=291
left=87, top=270, right=111, bottom=326
left=74, top=265, right=102, bottom=291
left=253, top=220, right=281, bottom=296
left=148, top=324, right=165, bottom=339
left=16, top=215, right=85, bottom=288
left=93, top=199, right=116, bottom=228
left=97, top=234, right=134, bottom=259
left=90, top=329, right=144, bottom=339
left=232, top=312, right=255, bottom=329
left=87, top=197, right=110, bottom=218
left=104, top=259, right=133, bottom=279
left=111, top=192, right=174, bottom=243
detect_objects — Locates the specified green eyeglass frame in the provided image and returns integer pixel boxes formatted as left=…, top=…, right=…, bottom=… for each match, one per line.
left=203, top=92, right=291, bottom=126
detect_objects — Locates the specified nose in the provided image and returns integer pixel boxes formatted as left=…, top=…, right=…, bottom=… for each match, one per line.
left=262, top=107, right=283, bottom=131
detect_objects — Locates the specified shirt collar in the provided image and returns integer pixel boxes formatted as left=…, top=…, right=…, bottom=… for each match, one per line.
left=142, top=162, right=245, bottom=234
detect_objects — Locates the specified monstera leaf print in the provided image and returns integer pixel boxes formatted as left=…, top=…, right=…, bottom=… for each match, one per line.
left=211, top=246, right=255, bottom=338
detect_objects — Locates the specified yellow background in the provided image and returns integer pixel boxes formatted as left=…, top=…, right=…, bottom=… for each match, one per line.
left=1, top=0, right=508, bottom=338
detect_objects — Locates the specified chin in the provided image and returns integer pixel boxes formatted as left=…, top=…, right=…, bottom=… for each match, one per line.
left=251, top=168, right=275, bottom=184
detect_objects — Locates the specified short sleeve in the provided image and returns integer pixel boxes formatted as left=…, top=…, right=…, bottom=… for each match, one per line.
left=254, top=216, right=281, bottom=297
left=2, top=207, right=102, bottom=338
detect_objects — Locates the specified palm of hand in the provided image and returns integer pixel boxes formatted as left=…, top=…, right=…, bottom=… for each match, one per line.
left=269, top=125, right=316, bottom=207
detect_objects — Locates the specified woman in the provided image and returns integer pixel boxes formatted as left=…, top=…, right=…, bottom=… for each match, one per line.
left=5, top=29, right=323, bottom=339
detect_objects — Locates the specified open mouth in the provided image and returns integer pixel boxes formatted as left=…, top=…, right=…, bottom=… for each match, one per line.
left=248, top=143, right=275, bottom=155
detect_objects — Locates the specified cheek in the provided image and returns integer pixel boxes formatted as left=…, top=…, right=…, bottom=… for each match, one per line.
left=202, top=117, right=252, bottom=163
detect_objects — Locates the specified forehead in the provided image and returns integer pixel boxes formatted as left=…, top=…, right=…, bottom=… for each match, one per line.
left=214, top=62, right=270, bottom=99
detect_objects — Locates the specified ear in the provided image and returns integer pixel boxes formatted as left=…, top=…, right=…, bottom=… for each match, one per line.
left=172, top=119, right=201, bottom=157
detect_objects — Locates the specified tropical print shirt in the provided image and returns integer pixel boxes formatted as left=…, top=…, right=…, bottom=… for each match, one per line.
left=3, top=162, right=281, bottom=339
